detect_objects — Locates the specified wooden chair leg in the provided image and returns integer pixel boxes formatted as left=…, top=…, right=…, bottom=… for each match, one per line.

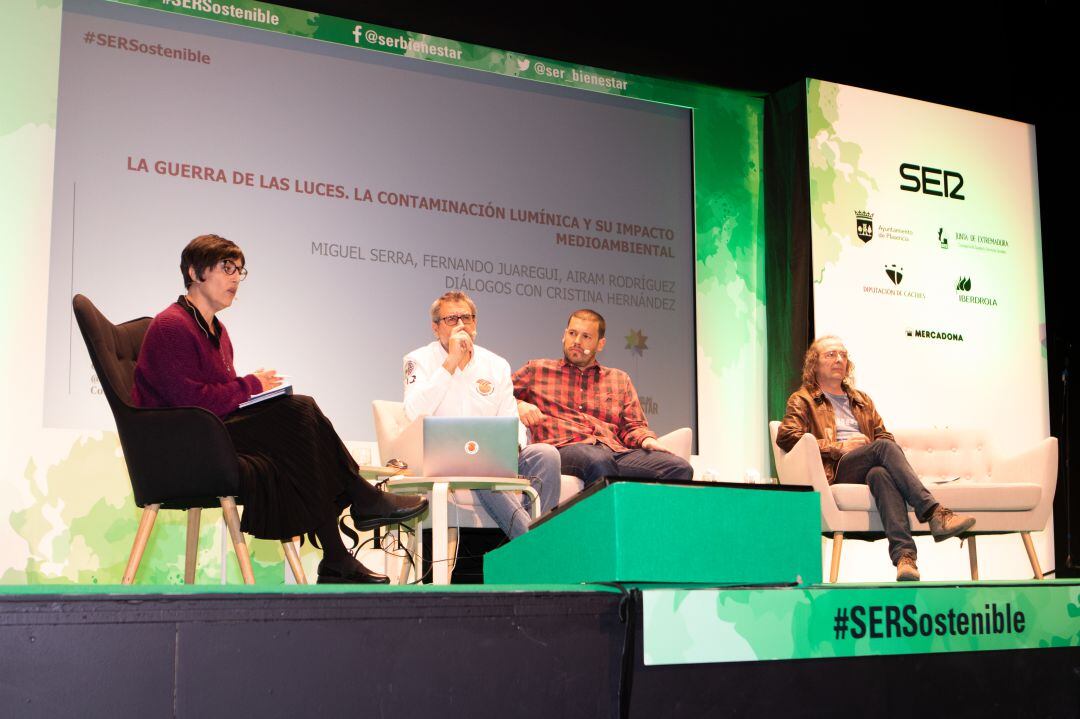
left=184, top=508, right=201, bottom=585
left=967, top=535, right=979, bottom=580
left=122, top=504, right=160, bottom=585
left=282, top=539, right=307, bottom=585
left=1021, top=532, right=1044, bottom=579
left=220, top=497, right=255, bottom=584
left=397, top=520, right=420, bottom=585
left=829, top=532, right=843, bottom=584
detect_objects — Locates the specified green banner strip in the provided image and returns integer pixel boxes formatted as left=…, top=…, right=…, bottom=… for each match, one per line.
left=110, top=0, right=663, bottom=99
left=643, top=581, right=1080, bottom=665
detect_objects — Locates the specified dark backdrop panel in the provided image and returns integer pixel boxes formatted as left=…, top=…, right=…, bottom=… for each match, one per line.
left=764, top=81, right=813, bottom=445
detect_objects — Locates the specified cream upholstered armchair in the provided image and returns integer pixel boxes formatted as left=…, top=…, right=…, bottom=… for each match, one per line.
left=769, top=422, right=1057, bottom=582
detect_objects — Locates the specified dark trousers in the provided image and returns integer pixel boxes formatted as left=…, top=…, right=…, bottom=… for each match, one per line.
left=557, top=442, right=693, bottom=488
left=834, top=438, right=939, bottom=564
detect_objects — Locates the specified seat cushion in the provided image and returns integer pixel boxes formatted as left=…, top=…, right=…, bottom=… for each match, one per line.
left=831, top=481, right=1041, bottom=512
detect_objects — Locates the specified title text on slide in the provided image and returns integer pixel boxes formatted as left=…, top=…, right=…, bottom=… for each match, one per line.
left=126, top=155, right=680, bottom=260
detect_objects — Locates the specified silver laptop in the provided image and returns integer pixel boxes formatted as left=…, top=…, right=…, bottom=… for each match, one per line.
left=422, top=416, right=519, bottom=477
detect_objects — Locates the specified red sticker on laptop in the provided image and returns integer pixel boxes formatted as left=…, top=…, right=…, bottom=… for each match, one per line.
left=464, top=440, right=479, bottom=455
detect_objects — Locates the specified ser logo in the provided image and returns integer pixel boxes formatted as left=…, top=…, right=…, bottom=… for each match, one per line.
left=899, top=163, right=965, bottom=200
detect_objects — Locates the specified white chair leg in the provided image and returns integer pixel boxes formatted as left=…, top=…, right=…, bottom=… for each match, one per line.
left=829, top=532, right=843, bottom=584
left=412, top=516, right=424, bottom=584
left=522, top=486, right=541, bottom=520
left=431, top=483, right=450, bottom=585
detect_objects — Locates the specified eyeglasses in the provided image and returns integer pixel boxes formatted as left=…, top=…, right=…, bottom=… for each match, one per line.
left=437, top=313, right=475, bottom=326
left=221, top=259, right=248, bottom=280
left=822, top=350, right=848, bottom=360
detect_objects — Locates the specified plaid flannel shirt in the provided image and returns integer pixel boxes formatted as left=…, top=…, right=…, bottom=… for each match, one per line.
left=512, top=359, right=656, bottom=451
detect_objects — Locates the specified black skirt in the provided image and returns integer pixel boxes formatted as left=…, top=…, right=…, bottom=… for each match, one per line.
left=224, top=394, right=356, bottom=540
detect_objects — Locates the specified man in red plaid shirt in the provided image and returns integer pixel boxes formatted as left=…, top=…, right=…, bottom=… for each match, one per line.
left=512, top=309, right=693, bottom=487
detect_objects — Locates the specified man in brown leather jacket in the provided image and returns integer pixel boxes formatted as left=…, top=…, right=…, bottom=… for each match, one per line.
left=777, top=336, right=975, bottom=581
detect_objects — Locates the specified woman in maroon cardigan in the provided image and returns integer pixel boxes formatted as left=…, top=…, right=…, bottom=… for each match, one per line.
left=133, top=234, right=426, bottom=584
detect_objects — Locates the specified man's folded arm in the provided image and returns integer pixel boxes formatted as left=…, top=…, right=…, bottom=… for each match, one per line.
left=776, top=395, right=843, bottom=459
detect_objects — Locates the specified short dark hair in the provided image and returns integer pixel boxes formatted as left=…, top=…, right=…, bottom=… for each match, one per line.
left=180, top=234, right=244, bottom=289
left=568, top=308, right=606, bottom=339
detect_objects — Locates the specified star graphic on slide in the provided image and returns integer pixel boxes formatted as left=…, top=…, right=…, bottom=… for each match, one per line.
left=625, top=329, right=648, bottom=357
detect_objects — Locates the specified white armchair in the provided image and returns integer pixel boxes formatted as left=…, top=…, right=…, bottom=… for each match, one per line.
left=769, top=422, right=1057, bottom=582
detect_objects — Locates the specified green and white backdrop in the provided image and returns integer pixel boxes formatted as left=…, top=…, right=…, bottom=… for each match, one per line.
left=0, top=3, right=1051, bottom=586
left=806, top=79, right=1050, bottom=581
left=1, top=0, right=766, bottom=584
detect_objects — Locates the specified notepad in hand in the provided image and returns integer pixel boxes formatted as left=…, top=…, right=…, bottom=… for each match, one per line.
left=239, top=382, right=294, bottom=409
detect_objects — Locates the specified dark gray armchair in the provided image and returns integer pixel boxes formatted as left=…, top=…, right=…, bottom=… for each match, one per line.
left=71, top=294, right=306, bottom=584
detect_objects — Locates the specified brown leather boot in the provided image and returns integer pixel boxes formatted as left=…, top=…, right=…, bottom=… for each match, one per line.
left=896, top=553, right=920, bottom=582
left=928, top=506, right=976, bottom=542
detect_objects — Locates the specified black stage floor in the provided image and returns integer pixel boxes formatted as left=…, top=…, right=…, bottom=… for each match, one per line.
left=1, top=585, right=1076, bottom=718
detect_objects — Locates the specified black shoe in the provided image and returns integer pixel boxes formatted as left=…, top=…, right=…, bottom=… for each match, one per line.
left=316, top=556, right=390, bottom=584
left=350, top=493, right=428, bottom=531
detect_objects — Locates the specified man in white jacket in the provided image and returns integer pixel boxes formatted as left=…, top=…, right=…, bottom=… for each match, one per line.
left=402, top=291, right=561, bottom=538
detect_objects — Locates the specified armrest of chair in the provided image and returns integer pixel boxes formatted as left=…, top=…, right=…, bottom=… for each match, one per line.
left=991, top=436, right=1058, bottom=498
left=779, top=434, right=841, bottom=529
left=657, top=427, right=692, bottom=461
left=117, top=404, right=241, bottom=505
left=777, top=434, right=822, bottom=486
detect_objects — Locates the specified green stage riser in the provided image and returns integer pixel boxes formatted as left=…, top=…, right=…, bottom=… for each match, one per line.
left=485, top=483, right=822, bottom=586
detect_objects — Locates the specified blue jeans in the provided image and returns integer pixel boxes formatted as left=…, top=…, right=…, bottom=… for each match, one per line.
left=557, top=442, right=693, bottom=488
left=833, top=438, right=939, bottom=564
left=474, top=443, right=562, bottom=539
